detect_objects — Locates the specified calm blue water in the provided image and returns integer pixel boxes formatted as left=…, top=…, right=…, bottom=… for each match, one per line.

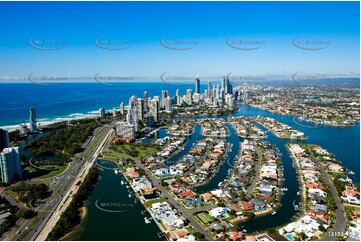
left=0, top=82, right=207, bottom=128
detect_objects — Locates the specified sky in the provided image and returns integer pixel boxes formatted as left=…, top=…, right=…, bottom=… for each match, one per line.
left=0, top=1, right=359, bottom=80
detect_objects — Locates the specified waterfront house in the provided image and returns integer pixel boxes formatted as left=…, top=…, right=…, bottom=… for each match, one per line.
left=249, top=198, right=266, bottom=211
left=241, top=201, right=254, bottom=211
left=209, top=207, right=230, bottom=219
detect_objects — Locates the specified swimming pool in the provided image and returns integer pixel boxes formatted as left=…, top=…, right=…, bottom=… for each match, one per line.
left=285, top=233, right=294, bottom=241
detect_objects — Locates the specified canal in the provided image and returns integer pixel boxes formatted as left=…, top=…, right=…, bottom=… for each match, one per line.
left=68, top=102, right=360, bottom=239
left=65, top=161, right=163, bottom=241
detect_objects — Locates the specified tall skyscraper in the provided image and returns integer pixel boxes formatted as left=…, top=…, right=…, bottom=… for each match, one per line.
left=120, top=102, right=125, bottom=115
left=165, top=96, right=173, bottom=112
left=149, top=98, right=159, bottom=122
left=186, top=89, right=193, bottom=105
left=126, top=96, right=139, bottom=131
left=0, top=147, right=22, bottom=184
left=208, top=81, right=211, bottom=98
left=112, top=108, right=117, bottom=117
left=99, top=107, right=106, bottom=118
left=221, top=76, right=226, bottom=90
left=137, top=98, right=144, bottom=120
left=29, top=107, right=37, bottom=132
left=0, top=129, right=10, bottom=151
left=195, top=76, right=200, bottom=94
left=143, top=91, right=148, bottom=113
left=161, top=90, right=168, bottom=109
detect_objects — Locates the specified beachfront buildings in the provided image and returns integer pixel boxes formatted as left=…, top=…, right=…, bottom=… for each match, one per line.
left=0, top=147, right=22, bottom=183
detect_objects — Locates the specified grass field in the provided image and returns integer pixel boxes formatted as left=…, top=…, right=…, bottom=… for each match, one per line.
left=33, top=163, right=69, bottom=180
left=111, top=143, right=158, bottom=160
left=195, top=212, right=214, bottom=224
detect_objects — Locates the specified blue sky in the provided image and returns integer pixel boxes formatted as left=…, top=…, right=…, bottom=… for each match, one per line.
left=0, top=1, right=359, bottom=80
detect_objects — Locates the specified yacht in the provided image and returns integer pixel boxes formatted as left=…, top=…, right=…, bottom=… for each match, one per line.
left=144, top=217, right=152, bottom=224
left=271, top=211, right=277, bottom=215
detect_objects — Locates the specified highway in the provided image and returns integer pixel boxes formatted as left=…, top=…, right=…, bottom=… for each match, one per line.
left=33, top=127, right=114, bottom=241
left=3, top=125, right=113, bottom=241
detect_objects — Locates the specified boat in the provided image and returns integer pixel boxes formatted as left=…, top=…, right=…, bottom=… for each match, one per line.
left=281, top=187, right=288, bottom=191
left=218, top=182, right=223, bottom=187
left=114, top=170, right=118, bottom=174
left=144, top=217, right=152, bottom=224
left=294, top=205, right=299, bottom=210
left=128, top=194, right=132, bottom=198
left=126, top=185, right=130, bottom=188
left=271, top=211, right=277, bottom=215
left=297, top=191, right=300, bottom=195
left=121, top=180, right=125, bottom=185
left=348, top=170, right=355, bottom=175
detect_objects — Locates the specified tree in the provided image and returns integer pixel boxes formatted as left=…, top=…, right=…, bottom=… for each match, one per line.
left=193, top=232, right=205, bottom=239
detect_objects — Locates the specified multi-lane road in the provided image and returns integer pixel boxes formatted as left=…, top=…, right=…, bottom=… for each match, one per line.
left=2, top=125, right=114, bottom=241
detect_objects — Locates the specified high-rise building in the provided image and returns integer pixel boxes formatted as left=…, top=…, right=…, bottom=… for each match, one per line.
left=225, top=93, right=235, bottom=107
left=112, top=108, right=117, bottom=117
left=195, top=76, right=200, bottom=94
left=186, top=89, right=193, bottom=105
left=149, top=98, right=159, bottom=122
left=137, top=98, right=144, bottom=120
left=120, top=102, right=125, bottom=115
left=165, top=96, right=173, bottom=112
left=116, top=121, right=135, bottom=138
left=161, top=90, right=168, bottom=109
left=143, top=91, right=148, bottom=113
left=221, top=76, right=226, bottom=90
left=146, top=115, right=155, bottom=127
left=126, top=96, right=139, bottom=131
left=208, top=81, right=211, bottom=98
left=99, top=108, right=106, bottom=118
left=0, top=129, right=10, bottom=151
left=29, top=107, right=37, bottom=132
left=0, top=147, right=22, bottom=184
left=193, top=93, right=200, bottom=103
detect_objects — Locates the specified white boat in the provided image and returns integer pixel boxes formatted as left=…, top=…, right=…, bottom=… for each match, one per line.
left=297, top=191, right=300, bottom=195
left=218, top=182, right=223, bottom=187
left=121, top=180, right=125, bottom=185
left=281, top=187, right=288, bottom=191
left=128, top=194, right=132, bottom=198
left=294, top=205, right=299, bottom=210
left=126, top=185, right=130, bottom=188
left=114, top=170, right=118, bottom=174
left=271, top=211, right=277, bottom=215
left=144, top=217, right=152, bottom=224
